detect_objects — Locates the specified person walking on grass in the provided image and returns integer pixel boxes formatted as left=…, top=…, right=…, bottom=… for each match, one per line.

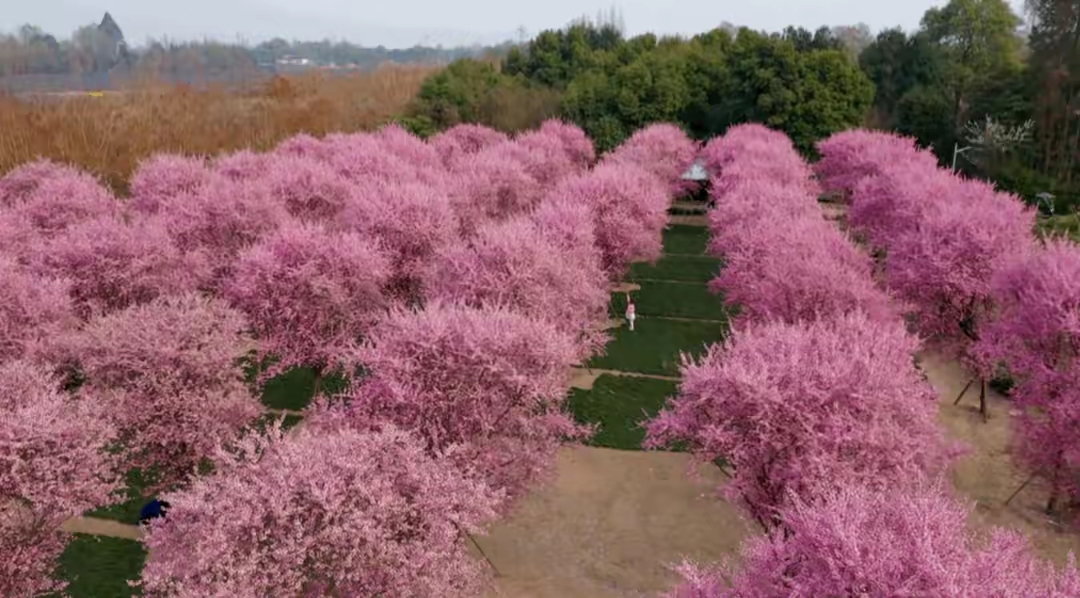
left=625, top=293, right=636, bottom=331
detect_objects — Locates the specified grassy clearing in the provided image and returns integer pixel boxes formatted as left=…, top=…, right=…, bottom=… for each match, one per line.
left=612, top=282, right=727, bottom=321
left=588, top=317, right=725, bottom=376
left=629, top=255, right=721, bottom=283
left=663, top=225, right=711, bottom=256
left=58, top=534, right=146, bottom=598
left=568, top=374, right=678, bottom=450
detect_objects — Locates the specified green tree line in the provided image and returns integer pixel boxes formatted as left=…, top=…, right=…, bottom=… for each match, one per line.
left=409, top=0, right=1080, bottom=213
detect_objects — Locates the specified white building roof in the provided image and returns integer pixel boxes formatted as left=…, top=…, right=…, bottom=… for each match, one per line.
left=680, top=159, right=709, bottom=181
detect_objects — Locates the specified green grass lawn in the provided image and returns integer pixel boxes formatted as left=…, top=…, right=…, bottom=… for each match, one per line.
left=612, top=281, right=727, bottom=321
left=588, top=317, right=725, bottom=376
left=629, top=254, right=721, bottom=283
left=663, top=224, right=711, bottom=255
left=568, top=374, right=678, bottom=450
left=258, top=366, right=349, bottom=411
left=58, top=535, right=146, bottom=598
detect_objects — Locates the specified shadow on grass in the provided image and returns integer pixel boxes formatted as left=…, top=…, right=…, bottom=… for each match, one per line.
left=588, top=317, right=725, bottom=377
left=663, top=224, right=711, bottom=255
left=569, top=374, right=679, bottom=450
left=57, top=534, right=146, bottom=598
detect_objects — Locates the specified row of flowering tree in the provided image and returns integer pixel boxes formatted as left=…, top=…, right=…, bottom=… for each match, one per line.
left=0, top=120, right=698, bottom=595
left=651, top=123, right=1078, bottom=596
left=817, top=129, right=1079, bottom=520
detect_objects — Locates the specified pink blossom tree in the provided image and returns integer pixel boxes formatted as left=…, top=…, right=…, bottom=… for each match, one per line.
left=530, top=193, right=603, bottom=265
left=309, top=302, right=589, bottom=509
left=150, top=177, right=291, bottom=289
left=645, top=312, right=959, bottom=530
left=137, top=422, right=499, bottom=598
left=814, top=128, right=941, bottom=199
left=129, top=153, right=217, bottom=215
left=0, top=256, right=79, bottom=364
left=602, top=123, right=699, bottom=197
left=319, top=132, right=450, bottom=188
left=3, top=165, right=120, bottom=238
left=224, top=220, right=392, bottom=382
left=430, top=123, right=510, bottom=168
left=261, top=154, right=356, bottom=223
left=701, top=124, right=821, bottom=198
left=28, top=214, right=209, bottom=318
left=882, top=183, right=1035, bottom=418
left=0, top=359, right=121, bottom=598
left=0, top=158, right=87, bottom=207
left=424, top=217, right=610, bottom=360
left=65, top=293, right=264, bottom=491
left=338, top=180, right=458, bottom=304
left=535, top=119, right=596, bottom=170
left=705, top=177, right=896, bottom=325
left=547, top=163, right=670, bottom=277
left=374, top=123, right=446, bottom=172
left=212, top=149, right=271, bottom=182
left=974, top=239, right=1080, bottom=515
left=664, top=483, right=1080, bottom=597
left=445, top=148, right=543, bottom=235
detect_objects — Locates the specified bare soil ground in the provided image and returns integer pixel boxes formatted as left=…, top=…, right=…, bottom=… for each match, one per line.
left=478, top=447, right=751, bottom=598
left=920, top=353, right=1080, bottom=565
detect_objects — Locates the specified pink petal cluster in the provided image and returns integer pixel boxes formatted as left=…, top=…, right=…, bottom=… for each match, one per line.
left=546, top=162, right=670, bottom=277
left=339, top=179, right=458, bottom=303
left=666, top=483, right=1080, bottom=597
left=3, top=164, right=120, bottom=238
left=65, top=293, right=263, bottom=490
left=310, top=302, right=588, bottom=509
left=224, top=220, right=392, bottom=378
left=137, top=422, right=499, bottom=598
left=645, top=312, right=958, bottom=529
left=700, top=123, right=820, bottom=198
left=0, top=256, right=78, bottom=363
left=28, top=214, right=210, bottom=318
left=212, top=149, right=271, bottom=182
left=602, top=122, right=699, bottom=197
left=430, top=123, right=510, bottom=168
left=129, top=154, right=216, bottom=215
left=0, top=158, right=88, bottom=207
left=536, top=119, right=596, bottom=170
left=445, top=148, right=543, bottom=235
left=150, top=177, right=291, bottom=288
left=262, top=154, right=355, bottom=223
left=424, top=217, right=610, bottom=359
left=814, top=128, right=940, bottom=200
left=0, top=359, right=120, bottom=598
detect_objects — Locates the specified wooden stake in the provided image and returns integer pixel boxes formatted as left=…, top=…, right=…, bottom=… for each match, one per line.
left=1005, top=472, right=1037, bottom=506
left=953, top=379, right=974, bottom=405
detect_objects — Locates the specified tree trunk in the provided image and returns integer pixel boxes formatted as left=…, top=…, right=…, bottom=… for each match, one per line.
left=1047, top=451, right=1064, bottom=515
left=979, top=379, right=988, bottom=422
left=311, top=366, right=325, bottom=399
left=954, top=379, right=975, bottom=405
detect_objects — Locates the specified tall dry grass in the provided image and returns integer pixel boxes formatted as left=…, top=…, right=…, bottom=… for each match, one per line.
left=0, top=65, right=439, bottom=193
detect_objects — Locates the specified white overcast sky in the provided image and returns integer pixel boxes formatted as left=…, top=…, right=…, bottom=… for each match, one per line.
left=5, top=0, right=1029, bottom=49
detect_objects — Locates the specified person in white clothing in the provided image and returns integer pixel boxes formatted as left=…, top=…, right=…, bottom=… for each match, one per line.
left=625, top=294, right=636, bottom=331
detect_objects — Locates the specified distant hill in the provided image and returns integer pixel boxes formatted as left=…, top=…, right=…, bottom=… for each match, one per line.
left=0, top=12, right=514, bottom=92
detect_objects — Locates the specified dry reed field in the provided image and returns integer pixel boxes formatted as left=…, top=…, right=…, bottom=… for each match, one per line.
left=0, top=65, right=439, bottom=193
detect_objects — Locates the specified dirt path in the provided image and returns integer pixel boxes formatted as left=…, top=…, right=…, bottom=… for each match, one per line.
left=478, top=446, right=750, bottom=598
left=61, top=516, right=143, bottom=540
left=920, top=353, right=1080, bottom=565
left=570, top=368, right=680, bottom=390
left=668, top=215, right=707, bottom=227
